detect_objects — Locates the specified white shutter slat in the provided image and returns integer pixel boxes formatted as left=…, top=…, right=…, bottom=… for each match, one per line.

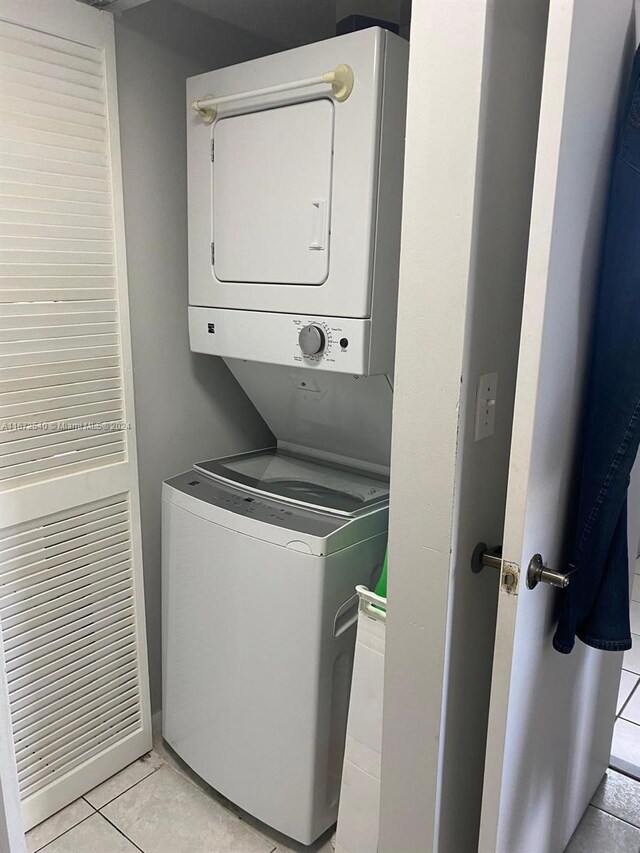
left=0, top=98, right=106, bottom=131
left=11, top=663, right=139, bottom=754
left=0, top=7, right=150, bottom=830
left=0, top=358, right=119, bottom=387
left=0, top=103, right=108, bottom=138
left=9, top=641, right=137, bottom=709
left=0, top=209, right=111, bottom=229
left=0, top=137, right=107, bottom=168
left=0, top=334, right=120, bottom=356
left=18, top=710, right=140, bottom=787
left=1, top=263, right=114, bottom=276
left=1, top=252, right=113, bottom=266
left=0, top=66, right=104, bottom=108
left=0, top=348, right=120, bottom=368
left=6, top=613, right=135, bottom=689
left=0, top=275, right=115, bottom=291
left=1, top=195, right=110, bottom=216
left=0, top=445, right=126, bottom=486
left=0, top=322, right=118, bottom=343
left=0, top=81, right=106, bottom=118
left=10, top=648, right=135, bottom=717
left=1, top=181, right=109, bottom=204
left=1, top=374, right=120, bottom=404
left=0, top=237, right=112, bottom=253
left=0, top=499, right=127, bottom=555
left=15, top=672, right=136, bottom=743
left=0, top=49, right=103, bottom=90
left=2, top=565, right=132, bottom=632
left=7, top=624, right=132, bottom=692
left=15, top=685, right=139, bottom=764
left=0, top=395, right=122, bottom=426
left=1, top=170, right=110, bottom=193
left=0, top=108, right=106, bottom=142
left=0, top=534, right=130, bottom=587
left=0, top=432, right=126, bottom=471
left=9, top=628, right=135, bottom=694
left=19, top=720, right=141, bottom=800
left=1, top=289, right=114, bottom=302
left=5, top=602, right=135, bottom=665
left=0, top=123, right=106, bottom=154
left=1, top=299, right=117, bottom=317
left=0, top=20, right=101, bottom=64
left=4, top=560, right=132, bottom=623
left=0, top=276, right=114, bottom=291
left=1, top=154, right=108, bottom=180
left=0, top=222, right=111, bottom=239
left=0, top=372, right=120, bottom=406
left=0, top=196, right=110, bottom=219
left=0, top=35, right=101, bottom=78
left=0, top=407, right=122, bottom=436
left=0, top=451, right=127, bottom=489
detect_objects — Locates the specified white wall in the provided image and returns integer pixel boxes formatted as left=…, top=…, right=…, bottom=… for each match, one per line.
left=114, top=0, right=277, bottom=711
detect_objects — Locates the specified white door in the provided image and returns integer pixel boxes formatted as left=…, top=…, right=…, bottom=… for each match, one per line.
left=0, top=0, right=151, bottom=835
left=478, top=2, right=637, bottom=851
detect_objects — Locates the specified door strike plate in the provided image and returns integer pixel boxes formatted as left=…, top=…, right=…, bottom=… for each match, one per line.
left=501, top=562, right=519, bottom=595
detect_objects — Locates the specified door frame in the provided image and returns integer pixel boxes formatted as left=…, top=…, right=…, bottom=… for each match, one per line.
left=379, top=0, right=549, bottom=850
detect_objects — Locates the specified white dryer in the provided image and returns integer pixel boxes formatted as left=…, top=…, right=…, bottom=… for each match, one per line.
left=187, top=27, right=408, bottom=377
left=162, top=448, right=388, bottom=844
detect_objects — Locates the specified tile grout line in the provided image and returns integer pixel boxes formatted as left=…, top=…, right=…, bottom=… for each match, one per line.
left=98, top=811, right=146, bottom=853
left=31, top=811, right=97, bottom=853
left=85, top=761, right=164, bottom=811
left=617, top=680, right=640, bottom=719
left=590, top=801, right=640, bottom=832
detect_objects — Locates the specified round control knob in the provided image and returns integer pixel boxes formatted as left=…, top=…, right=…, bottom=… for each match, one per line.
left=298, top=324, right=326, bottom=356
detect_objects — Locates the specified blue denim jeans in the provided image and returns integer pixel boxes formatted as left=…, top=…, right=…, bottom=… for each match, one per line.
left=554, top=46, right=640, bottom=654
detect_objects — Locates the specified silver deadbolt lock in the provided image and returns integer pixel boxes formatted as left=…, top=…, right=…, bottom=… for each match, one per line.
left=471, top=544, right=571, bottom=591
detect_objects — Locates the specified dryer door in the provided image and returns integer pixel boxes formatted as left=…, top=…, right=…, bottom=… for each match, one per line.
left=213, top=101, right=334, bottom=286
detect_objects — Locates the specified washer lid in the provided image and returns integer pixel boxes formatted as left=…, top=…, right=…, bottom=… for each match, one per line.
left=194, top=448, right=389, bottom=517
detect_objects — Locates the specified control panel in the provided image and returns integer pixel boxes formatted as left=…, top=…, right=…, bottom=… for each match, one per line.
left=189, top=306, right=373, bottom=375
left=165, top=471, right=346, bottom=539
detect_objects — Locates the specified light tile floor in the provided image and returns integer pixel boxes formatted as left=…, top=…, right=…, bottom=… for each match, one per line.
left=26, top=731, right=640, bottom=853
left=25, top=561, right=640, bottom=853
left=25, top=729, right=335, bottom=853
left=565, top=556, right=640, bottom=852
left=611, top=558, right=640, bottom=781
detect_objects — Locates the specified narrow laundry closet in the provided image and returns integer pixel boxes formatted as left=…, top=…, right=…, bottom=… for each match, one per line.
left=0, top=2, right=639, bottom=853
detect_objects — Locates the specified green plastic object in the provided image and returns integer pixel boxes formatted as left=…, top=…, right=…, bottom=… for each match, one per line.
left=373, top=550, right=388, bottom=609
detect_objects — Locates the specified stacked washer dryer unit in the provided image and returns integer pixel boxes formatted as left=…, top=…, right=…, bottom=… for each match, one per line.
left=162, top=28, right=408, bottom=845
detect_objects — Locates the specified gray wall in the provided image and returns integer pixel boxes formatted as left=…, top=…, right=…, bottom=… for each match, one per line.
left=114, top=0, right=277, bottom=711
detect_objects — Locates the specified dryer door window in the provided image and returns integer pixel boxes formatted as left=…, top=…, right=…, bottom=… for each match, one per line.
left=212, top=100, right=334, bottom=285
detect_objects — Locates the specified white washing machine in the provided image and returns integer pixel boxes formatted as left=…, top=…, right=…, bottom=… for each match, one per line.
left=162, top=448, right=388, bottom=844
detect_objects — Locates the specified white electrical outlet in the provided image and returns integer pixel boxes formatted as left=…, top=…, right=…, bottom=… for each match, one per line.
left=474, top=372, right=498, bottom=441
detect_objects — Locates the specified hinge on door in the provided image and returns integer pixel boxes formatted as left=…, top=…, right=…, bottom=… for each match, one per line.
left=211, top=242, right=215, bottom=265
left=500, top=561, right=519, bottom=595
left=210, top=139, right=215, bottom=162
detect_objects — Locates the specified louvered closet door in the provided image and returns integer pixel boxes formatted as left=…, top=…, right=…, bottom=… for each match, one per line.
left=0, top=0, right=151, bottom=833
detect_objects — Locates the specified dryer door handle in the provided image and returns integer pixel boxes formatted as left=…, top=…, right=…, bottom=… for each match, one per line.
left=309, top=198, right=327, bottom=250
